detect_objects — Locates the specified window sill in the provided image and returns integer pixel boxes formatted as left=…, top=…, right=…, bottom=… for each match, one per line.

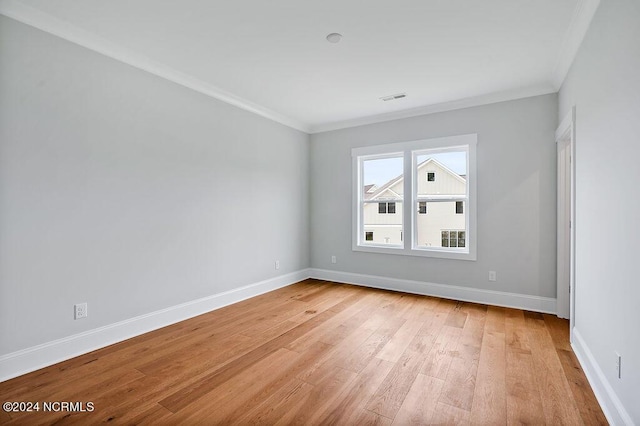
left=352, top=244, right=476, bottom=261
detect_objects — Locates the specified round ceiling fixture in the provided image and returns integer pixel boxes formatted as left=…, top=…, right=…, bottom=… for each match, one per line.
left=326, top=33, right=342, bottom=43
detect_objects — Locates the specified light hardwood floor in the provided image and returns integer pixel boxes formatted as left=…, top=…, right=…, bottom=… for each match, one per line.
left=0, top=280, right=607, bottom=425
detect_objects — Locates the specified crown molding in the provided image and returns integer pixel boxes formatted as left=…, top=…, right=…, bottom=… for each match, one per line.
left=309, top=84, right=557, bottom=134
left=1, top=0, right=592, bottom=136
left=0, top=0, right=310, bottom=133
left=552, top=0, right=601, bottom=89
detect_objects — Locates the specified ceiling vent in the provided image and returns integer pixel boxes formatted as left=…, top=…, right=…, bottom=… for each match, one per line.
left=380, top=93, right=407, bottom=101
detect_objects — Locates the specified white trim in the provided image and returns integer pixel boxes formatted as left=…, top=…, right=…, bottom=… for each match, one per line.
left=0, top=269, right=310, bottom=383
left=572, top=329, right=634, bottom=426
left=0, top=0, right=309, bottom=133
left=556, top=106, right=576, bottom=141
left=310, top=84, right=556, bottom=134
left=1, top=268, right=563, bottom=384
left=552, top=0, right=601, bottom=89
left=369, top=188, right=401, bottom=201
left=0, top=0, right=578, bottom=135
left=309, top=269, right=556, bottom=314
left=556, top=107, right=577, bottom=338
left=1, top=0, right=596, bottom=135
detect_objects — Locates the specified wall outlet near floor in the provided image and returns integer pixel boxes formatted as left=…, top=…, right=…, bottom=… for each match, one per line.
left=331, top=255, right=337, bottom=264
left=615, top=352, right=622, bottom=378
left=74, top=303, right=88, bottom=320
left=275, top=260, right=280, bottom=270
left=488, top=271, right=497, bottom=282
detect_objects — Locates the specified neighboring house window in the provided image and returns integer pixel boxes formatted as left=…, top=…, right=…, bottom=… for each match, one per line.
left=442, top=230, right=466, bottom=248
left=378, top=202, right=397, bottom=214
left=352, top=134, right=476, bottom=260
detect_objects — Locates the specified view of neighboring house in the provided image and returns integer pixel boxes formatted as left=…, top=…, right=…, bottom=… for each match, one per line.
left=363, top=158, right=466, bottom=247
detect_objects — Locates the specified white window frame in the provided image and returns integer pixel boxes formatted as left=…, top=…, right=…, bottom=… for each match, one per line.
left=352, top=134, right=477, bottom=260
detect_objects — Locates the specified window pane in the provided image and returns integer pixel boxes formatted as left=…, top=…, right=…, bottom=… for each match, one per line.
left=363, top=202, right=403, bottom=245
left=418, top=201, right=427, bottom=214
left=456, top=201, right=464, bottom=214
left=362, top=156, right=403, bottom=246
left=363, top=156, right=404, bottom=199
left=365, top=231, right=373, bottom=241
left=416, top=151, right=467, bottom=196
left=388, top=202, right=396, bottom=214
left=417, top=202, right=466, bottom=249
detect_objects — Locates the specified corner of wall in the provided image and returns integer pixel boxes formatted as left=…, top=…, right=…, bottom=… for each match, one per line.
left=572, top=329, right=634, bottom=426
left=0, top=269, right=311, bottom=383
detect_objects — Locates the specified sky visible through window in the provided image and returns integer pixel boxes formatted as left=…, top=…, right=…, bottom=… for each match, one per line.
left=364, top=152, right=466, bottom=187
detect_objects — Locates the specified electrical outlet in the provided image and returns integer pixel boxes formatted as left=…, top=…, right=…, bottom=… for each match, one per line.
left=615, top=352, right=622, bottom=378
left=331, top=255, right=337, bottom=264
left=275, top=260, right=280, bottom=270
left=488, top=271, right=497, bottom=282
left=74, top=303, right=88, bottom=320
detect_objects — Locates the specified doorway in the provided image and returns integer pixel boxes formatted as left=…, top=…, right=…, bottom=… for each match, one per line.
left=556, top=107, right=575, bottom=340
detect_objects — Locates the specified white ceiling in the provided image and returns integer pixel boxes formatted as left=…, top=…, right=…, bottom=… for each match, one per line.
left=1, top=0, right=598, bottom=133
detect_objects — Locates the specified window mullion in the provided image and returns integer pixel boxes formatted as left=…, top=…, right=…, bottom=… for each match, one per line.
left=358, top=158, right=365, bottom=247
left=404, top=150, right=413, bottom=252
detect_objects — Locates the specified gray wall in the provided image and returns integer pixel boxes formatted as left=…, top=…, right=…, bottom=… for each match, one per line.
left=0, top=16, right=310, bottom=355
left=559, top=0, right=640, bottom=421
left=310, top=94, right=558, bottom=298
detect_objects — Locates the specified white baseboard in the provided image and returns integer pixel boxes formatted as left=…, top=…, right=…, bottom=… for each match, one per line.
left=5, top=267, right=630, bottom=425
left=0, top=269, right=310, bottom=383
left=572, top=329, right=634, bottom=426
left=309, top=268, right=557, bottom=314
left=1, top=267, right=558, bottom=383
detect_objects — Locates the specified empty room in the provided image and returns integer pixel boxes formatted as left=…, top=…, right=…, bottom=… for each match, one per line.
left=0, top=0, right=638, bottom=424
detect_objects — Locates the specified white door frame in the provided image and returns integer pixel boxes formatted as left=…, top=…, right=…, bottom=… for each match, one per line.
left=555, top=106, right=576, bottom=341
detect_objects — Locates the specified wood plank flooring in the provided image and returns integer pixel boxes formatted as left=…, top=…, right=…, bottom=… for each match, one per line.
left=0, top=279, right=607, bottom=425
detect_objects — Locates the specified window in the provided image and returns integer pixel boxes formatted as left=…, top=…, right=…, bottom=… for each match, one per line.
left=352, top=134, right=476, bottom=260
left=378, top=202, right=397, bottom=214
left=442, top=230, right=466, bottom=248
